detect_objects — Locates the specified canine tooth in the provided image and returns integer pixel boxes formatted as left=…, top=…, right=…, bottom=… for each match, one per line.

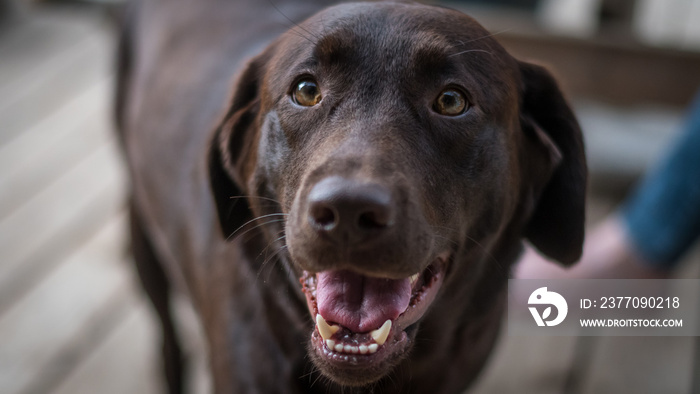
left=370, top=319, right=392, bottom=345
left=334, top=343, right=344, bottom=352
left=316, top=314, right=340, bottom=340
left=410, top=273, right=420, bottom=284
left=326, top=339, right=335, bottom=351
left=368, top=344, right=379, bottom=354
left=359, top=345, right=368, bottom=354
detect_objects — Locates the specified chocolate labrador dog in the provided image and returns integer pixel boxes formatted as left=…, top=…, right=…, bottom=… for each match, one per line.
left=116, top=0, right=586, bottom=392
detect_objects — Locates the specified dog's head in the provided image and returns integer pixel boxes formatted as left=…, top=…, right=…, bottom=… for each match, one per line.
left=209, top=2, right=585, bottom=387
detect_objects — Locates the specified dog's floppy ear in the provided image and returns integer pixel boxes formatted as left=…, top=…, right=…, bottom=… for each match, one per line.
left=519, top=61, right=587, bottom=266
left=208, top=51, right=271, bottom=238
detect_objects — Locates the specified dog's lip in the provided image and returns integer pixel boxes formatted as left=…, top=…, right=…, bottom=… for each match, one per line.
left=299, top=253, right=449, bottom=371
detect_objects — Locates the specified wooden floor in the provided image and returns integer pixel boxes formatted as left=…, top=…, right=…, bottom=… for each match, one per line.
left=0, top=5, right=161, bottom=394
left=0, top=4, right=697, bottom=394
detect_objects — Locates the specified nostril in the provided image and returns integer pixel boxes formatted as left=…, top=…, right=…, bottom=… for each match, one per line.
left=309, top=204, right=337, bottom=230
left=306, top=176, right=395, bottom=242
left=358, top=210, right=389, bottom=230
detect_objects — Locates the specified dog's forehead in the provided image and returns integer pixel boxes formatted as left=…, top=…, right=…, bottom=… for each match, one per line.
left=268, top=2, right=518, bottom=106
left=300, top=3, right=507, bottom=63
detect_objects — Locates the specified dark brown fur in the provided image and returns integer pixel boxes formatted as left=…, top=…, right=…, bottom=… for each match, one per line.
left=117, top=1, right=586, bottom=392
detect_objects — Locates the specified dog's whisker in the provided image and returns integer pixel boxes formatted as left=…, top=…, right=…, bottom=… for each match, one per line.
left=431, top=224, right=507, bottom=276
left=462, top=234, right=508, bottom=278
left=226, top=195, right=285, bottom=212
left=286, top=29, right=318, bottom=45
left=433, top=234, right=459, bottom=247
left=300, top=352, right=323, bottom=382
left=226, top=219, right=286, bottom=244
left=387, top=370, right=403, bottom=393
left=256, top=244, right=289, bottom=282
left=299, top=359, right=322, bottom=380
left=260, top=231, right=287, bottom=255
left=267, top=0, right=320, bottom=43
left=308, top=364, right=325, bottom=389
left=451, top=27, right=515, bottom=48
left=255, top=247, right=282, bottom=279
left=226, top=214, right=287, bottom=242
left=264, top=255, right=282, bottom=285
left=231, top=212, right=287, bottom=230
left=430, top=224, right=458, bottom=233
left=228, top=195, right=284, bottom=206
left=429, top=226, right=505, bottom=274
left=257, top=234, right=287, bottom=262
left=448, top=48, right=494, bottom=58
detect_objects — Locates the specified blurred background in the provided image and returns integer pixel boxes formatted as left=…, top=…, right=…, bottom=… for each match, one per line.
left=0, top=0, right=698, bottom=393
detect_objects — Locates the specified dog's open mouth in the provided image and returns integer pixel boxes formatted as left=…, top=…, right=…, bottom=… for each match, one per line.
left=299, top=254, right=449, bottom=379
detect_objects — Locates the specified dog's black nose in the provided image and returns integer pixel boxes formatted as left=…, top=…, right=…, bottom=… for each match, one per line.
left=307, top=177, right=394, bottom=244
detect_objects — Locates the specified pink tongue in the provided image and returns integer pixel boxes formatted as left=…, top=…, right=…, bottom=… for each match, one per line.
left=316, top=270, right=411, bottom=333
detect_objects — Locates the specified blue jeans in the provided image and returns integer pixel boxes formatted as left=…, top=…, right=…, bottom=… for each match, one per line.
left=622, top=91, right=700, bottom=268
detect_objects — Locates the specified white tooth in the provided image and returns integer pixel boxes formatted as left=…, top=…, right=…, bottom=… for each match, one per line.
left=359, top=345, right=368, bottom=354
left=326, top=339, right=335, bottom=350
left=410, top=273, right=420, bottom=284
left=316, top=314, right=340, bottom=340
left=344, top=344, right=353, bottom=353
left=368, top=343, right=379, bottom=353
left=351, top=346, right=359, bottom=354
left=370, top=319, right=392, bottom=345
left=335, top=343, right=344, bottom=352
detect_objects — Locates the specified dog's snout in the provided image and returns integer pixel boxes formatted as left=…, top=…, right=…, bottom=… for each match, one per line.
left=307, top=177, right=394, bottom=244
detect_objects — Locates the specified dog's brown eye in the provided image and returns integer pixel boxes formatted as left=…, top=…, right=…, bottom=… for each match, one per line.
left=293, top=79, right=322, bottom=107
left=434, top=88, right=468, bottom=116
